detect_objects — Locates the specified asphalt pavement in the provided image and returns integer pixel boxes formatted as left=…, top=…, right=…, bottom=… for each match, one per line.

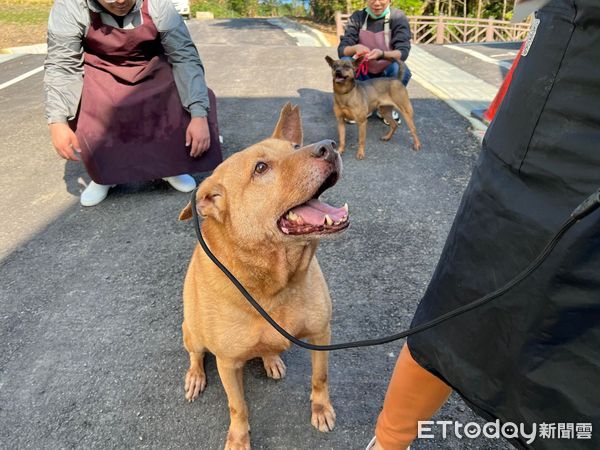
left=0, top=19, right=514, bottom=449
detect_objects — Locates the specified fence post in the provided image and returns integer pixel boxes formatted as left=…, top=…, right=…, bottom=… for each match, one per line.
left=486, top=17, right=495, bottom=41
left=335, top=11, right=344, bottom=39
left=436, top=16, right=445, bottom=44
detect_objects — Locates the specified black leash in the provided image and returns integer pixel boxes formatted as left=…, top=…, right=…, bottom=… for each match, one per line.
left=189, top=188, right=600, bottom=351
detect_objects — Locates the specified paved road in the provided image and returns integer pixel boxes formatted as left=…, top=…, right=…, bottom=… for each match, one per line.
left=0, top=19, right=513, bottom=450
left=422, top=41, right=520, bottom=87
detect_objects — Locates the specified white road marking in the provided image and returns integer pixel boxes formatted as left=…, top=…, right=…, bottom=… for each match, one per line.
left=445, top=45, right=513, bottom=69
left=490, top=52, right=518, bottom=57
left=0, top=65, right=44, bottom=91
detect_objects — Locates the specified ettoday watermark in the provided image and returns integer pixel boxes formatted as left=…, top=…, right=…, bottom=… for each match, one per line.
left=418, top=420, right=593, bottom=444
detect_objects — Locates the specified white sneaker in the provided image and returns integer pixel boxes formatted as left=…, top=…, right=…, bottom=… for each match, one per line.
left=377, top=110, right=402, bottom=126
left=80, top=181, right=114, bottom=207
left=365, top=436, right=377, bottom=450
left=163, top=174, right=196, bottom=193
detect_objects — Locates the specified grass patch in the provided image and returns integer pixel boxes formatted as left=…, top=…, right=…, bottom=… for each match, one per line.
left=0, top=0, right=52, bottom=25
left=0, top=0, right=51, bottom=48
left=190, top=0, right=241, bottom=18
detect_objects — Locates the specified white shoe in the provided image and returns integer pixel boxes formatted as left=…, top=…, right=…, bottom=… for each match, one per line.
left=163, top=174, right=196, bottom=193
left=80, top=181, right=114, bottom=207
left=377, top=110, right=402, bottom=126
left=365, top=436, right=409, bottom=450
left=365, top=436, right=377, bottom=450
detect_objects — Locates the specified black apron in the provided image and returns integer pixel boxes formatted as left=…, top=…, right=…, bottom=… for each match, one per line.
left=408, top=1, right=600, bottom=448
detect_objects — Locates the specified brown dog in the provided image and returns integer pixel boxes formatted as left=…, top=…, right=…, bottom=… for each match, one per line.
left=178, top=104, right=349, bottom=450
left=325, top=55, right=421, bottom=159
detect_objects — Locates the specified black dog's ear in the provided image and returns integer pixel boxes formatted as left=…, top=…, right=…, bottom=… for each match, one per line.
left=325, top=55, right=336, bottom=67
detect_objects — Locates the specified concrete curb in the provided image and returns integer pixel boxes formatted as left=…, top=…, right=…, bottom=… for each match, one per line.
left=0, top=43, right=47, bottom=55
left=267, top=17, right=330, bottom=47
left=409, top=45, right=490, bottom=139
left=282, top=17, right=331, bottom=47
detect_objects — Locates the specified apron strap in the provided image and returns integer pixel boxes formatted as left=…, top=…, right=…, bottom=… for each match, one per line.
left=361, top=11, right=369, bottom=30
left=361, top=9, right=392, bottom=48
left=384, top=11, right=391, bottom=48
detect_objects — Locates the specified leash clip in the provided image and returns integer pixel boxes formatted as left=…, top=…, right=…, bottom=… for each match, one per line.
left=571, top=189, right=600, bottom=220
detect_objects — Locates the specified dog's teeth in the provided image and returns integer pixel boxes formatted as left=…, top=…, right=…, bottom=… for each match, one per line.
left=343, top=203, right=349, bottom=212
left=324, top=214, right=333, bottom=226
left=287, top=212, right=299, bottom=222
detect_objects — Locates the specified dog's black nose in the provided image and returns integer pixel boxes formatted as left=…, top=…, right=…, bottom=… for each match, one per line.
left=312, top=140, right=338, bottom=161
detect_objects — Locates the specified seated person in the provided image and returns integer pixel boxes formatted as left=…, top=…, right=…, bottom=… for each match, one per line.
left=338, top=0, right=412, bottom=124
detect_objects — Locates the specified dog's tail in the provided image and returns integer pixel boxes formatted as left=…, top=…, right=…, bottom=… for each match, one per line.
left=397, top=60, right=407, bottom=83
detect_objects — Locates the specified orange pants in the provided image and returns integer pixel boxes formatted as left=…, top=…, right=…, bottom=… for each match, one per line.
left=375, top=344, right=452, bottom=450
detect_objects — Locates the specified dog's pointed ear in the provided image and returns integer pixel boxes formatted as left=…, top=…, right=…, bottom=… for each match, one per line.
left=178, top=178, right=225, bottom=222
left=325, top=55, right=336, bottom=67
left=272, top=102, right=303, bottom=146
left=178, top=202, right=193, bottom=221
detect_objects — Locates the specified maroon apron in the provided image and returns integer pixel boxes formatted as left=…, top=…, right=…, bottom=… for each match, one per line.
left=73, top=0, right=222, bottom=185
left=359, top=10, right=392, bottom=75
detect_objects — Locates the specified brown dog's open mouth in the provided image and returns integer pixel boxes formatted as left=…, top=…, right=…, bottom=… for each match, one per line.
left=278, top=173, right=349, bottom=236
left=335, top=75, right=349, bottom=83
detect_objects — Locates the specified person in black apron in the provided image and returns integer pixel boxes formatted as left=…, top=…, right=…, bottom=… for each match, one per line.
left=367, top=1, right=600, bottom=449
left=338, top=0, right=412, bottom=124
left=45, top=0, right=222, bottom=206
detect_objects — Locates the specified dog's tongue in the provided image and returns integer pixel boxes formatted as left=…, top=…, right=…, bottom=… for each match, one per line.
left=289, top=199, right=347, bottom=225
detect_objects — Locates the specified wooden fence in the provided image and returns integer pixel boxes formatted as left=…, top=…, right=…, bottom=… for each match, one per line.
left=335, top=12, right=531, bottom=44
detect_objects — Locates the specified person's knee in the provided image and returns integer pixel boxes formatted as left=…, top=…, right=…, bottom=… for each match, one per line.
left=386, top=61, right=401, bottom=79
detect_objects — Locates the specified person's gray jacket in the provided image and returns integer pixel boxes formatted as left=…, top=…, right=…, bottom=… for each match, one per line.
left=44, top=0, right=208, bottom=124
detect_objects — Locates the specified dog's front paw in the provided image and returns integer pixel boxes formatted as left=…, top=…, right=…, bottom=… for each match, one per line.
left=413, top=141, right=422, bottom=151
left=224, top=430, right=251, bottom=450
left=338, top=146, right=346, bottom=155
left=311, top=402, right=336, bottom=432
left=262, top=355, right=287, bottom=380
left=184, top=367, right=206, bottom=402
left=356, top=151, right=365, bottom=160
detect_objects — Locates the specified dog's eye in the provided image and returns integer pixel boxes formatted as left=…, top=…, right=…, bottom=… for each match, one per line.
left=293, top=144, right=301, bottom=150
left=254, top=162, right=269, bottom=174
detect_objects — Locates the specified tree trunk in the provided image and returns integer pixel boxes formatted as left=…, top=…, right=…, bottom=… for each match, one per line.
left=502, top=0, right=508, bottom=20
left=477, top=0, right=483, bottom=18
left=419, top=0, right=434, bottom=15
left=435, top=0, right=441, bottom=15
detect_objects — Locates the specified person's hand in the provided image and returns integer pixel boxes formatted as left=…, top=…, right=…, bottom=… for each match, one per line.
left=186, top=116, right=210, bottom=157
left=49, top=122, right=81, bottom=161
left=367, top=48, right=385, bottom=61
left=353, top=44, right=370, bottom=57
